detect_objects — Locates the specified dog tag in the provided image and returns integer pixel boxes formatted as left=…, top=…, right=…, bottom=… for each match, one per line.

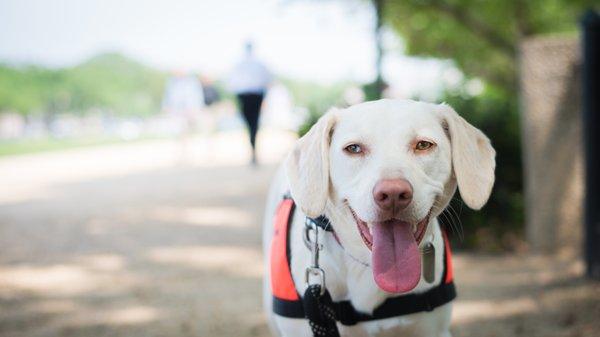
left=421, top=242, right=435, bottom=283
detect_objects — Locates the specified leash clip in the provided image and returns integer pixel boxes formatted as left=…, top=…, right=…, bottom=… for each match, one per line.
left=304, top=217, right=326, bottom=296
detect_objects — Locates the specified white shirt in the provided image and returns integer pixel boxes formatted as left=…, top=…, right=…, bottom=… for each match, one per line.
left=228, top=53, right=272, bottom=95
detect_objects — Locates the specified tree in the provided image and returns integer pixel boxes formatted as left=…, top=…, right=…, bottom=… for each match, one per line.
left=0, top=53, right=166, bottom=117
left=384, top=0, right=596, bottom=94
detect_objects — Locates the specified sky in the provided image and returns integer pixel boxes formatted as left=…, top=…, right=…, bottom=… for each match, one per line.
left=0, top=0, right=454, bottom=97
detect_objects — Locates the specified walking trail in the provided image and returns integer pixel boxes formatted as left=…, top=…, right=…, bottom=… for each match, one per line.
left=0, top=130, right=597, bottom=337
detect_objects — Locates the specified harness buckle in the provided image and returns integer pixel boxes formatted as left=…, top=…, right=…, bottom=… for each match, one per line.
left=303, top=217, right=324, bottom=250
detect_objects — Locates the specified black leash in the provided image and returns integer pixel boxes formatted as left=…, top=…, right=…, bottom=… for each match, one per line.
left=303, top=284, right=340, bottom=337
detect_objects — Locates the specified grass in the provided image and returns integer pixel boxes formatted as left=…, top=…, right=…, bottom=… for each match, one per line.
left=0, top=136, right=157, bottom=157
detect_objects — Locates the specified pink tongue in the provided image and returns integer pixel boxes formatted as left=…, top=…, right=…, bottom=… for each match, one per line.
left=372, top=222, right=421, bottom=293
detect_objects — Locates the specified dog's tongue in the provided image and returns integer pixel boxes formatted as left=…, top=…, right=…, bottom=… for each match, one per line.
left=372, top=221, right=421, bottom=293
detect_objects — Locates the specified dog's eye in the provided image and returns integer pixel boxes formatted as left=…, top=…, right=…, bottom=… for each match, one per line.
left=344, top=144, right=363, bottom=154
left=415, top=140, right=434, bottom=151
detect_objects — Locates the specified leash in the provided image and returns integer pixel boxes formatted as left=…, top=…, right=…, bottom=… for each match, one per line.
left=303, top=217, right=341, bottom=337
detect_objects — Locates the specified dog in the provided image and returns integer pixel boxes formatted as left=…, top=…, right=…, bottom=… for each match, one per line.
left=262, top=99, right=495, bottom=337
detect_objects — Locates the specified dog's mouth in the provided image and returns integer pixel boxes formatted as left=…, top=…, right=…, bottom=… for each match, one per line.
left=349, top=206, right=431, bottom=294
left=350, top=208, right=430, bottom=251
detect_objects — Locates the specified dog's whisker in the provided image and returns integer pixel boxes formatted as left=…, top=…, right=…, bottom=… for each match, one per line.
left=430, top=198, right=463, bottom=242
left=445, top=201, right=464, bottom=242
left=453, top=209, right=464, bottom=242
left=437, top=203, right=457, bottom=236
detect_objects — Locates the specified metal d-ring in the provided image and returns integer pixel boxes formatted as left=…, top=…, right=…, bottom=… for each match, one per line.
left=305, top=266, right=326, bottom=296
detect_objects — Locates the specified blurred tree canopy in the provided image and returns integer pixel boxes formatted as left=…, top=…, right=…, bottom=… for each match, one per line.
left=0, top=53, right=166, bottom=117
left=384, top=0, right=596, bottom=95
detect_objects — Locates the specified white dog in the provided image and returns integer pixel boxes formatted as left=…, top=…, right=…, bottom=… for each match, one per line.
left=263, top=99, right=495, bottom=337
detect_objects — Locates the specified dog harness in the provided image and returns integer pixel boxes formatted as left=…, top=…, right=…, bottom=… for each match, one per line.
left=270, top=197, right=456, bottom=326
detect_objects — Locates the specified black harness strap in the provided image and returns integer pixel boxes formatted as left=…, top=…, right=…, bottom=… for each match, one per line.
left=274, top=278, right=456, bottom=325
left=332, top=282, right=455, bottom=325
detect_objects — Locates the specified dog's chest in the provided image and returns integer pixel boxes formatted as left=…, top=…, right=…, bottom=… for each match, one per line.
left=340, top=316, right=419, bottom=337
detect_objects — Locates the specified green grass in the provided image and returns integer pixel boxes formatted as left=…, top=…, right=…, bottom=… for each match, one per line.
left=0, top=136, right=156, bottom=157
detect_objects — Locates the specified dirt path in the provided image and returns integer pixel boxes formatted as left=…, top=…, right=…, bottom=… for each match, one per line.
left=0, top=132, right=598, bottom=337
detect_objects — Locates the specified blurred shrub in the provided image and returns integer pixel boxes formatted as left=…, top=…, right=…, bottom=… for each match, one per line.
left=65, top=53, right=166, bottom=117
left=361, top=80, right=383, bottom=102
left=0, top=53, right=166, bottom=117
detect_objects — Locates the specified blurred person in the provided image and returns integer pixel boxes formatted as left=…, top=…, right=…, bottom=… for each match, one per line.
left=198, top=75, right=221, bottom=136
left=200, top=75, right=221, bottom=107
left=227, top=42, right=272, bottom=165
left=162, top=70, right=205, bottom=161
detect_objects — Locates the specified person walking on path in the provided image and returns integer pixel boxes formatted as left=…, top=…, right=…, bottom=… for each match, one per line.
left=162, top=70, right=206, bottom=163
left=228, top=42, right=272, bottom=165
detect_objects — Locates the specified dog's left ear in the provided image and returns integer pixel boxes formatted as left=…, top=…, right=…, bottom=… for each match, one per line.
left=285, top=109, right=338, bottom=218
left=439, top=103, right=496, bottom=210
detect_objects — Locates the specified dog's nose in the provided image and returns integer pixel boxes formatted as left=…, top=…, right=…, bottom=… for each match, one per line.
left=373, top=179, right=413, bottom=212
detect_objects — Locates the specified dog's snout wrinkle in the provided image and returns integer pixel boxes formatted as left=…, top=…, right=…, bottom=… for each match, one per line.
left=373, top=179, right=413, bottom=213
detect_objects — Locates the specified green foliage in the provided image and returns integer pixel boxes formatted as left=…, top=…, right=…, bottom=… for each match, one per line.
left=0, top=65, right=62, bottom=115
left=362, top=81, right=383, bottom=101
left=385, top=0, right=596, bottom=94
left=0, top=53, right=167, bottom=117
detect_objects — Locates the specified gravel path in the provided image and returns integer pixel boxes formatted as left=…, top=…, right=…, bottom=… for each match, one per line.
left=0, top=132, right=597, bottom=337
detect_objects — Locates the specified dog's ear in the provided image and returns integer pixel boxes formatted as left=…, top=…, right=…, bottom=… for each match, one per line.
left=439, top=103, right=496, bottom=210
left=285, top=109, right=338, bottom=217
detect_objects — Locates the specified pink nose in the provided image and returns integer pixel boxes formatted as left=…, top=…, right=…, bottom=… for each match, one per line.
left=373, top=179, right=413, bottom=212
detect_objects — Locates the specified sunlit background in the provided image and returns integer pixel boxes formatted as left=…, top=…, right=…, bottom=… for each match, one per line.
left=0, top=0, right=599, bottom=336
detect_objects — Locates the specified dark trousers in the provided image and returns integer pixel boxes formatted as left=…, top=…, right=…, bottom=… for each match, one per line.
left=237, top=93, right=264, bottom=154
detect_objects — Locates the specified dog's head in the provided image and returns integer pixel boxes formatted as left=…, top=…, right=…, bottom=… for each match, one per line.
left=285, top=99, right=495, bottom=293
